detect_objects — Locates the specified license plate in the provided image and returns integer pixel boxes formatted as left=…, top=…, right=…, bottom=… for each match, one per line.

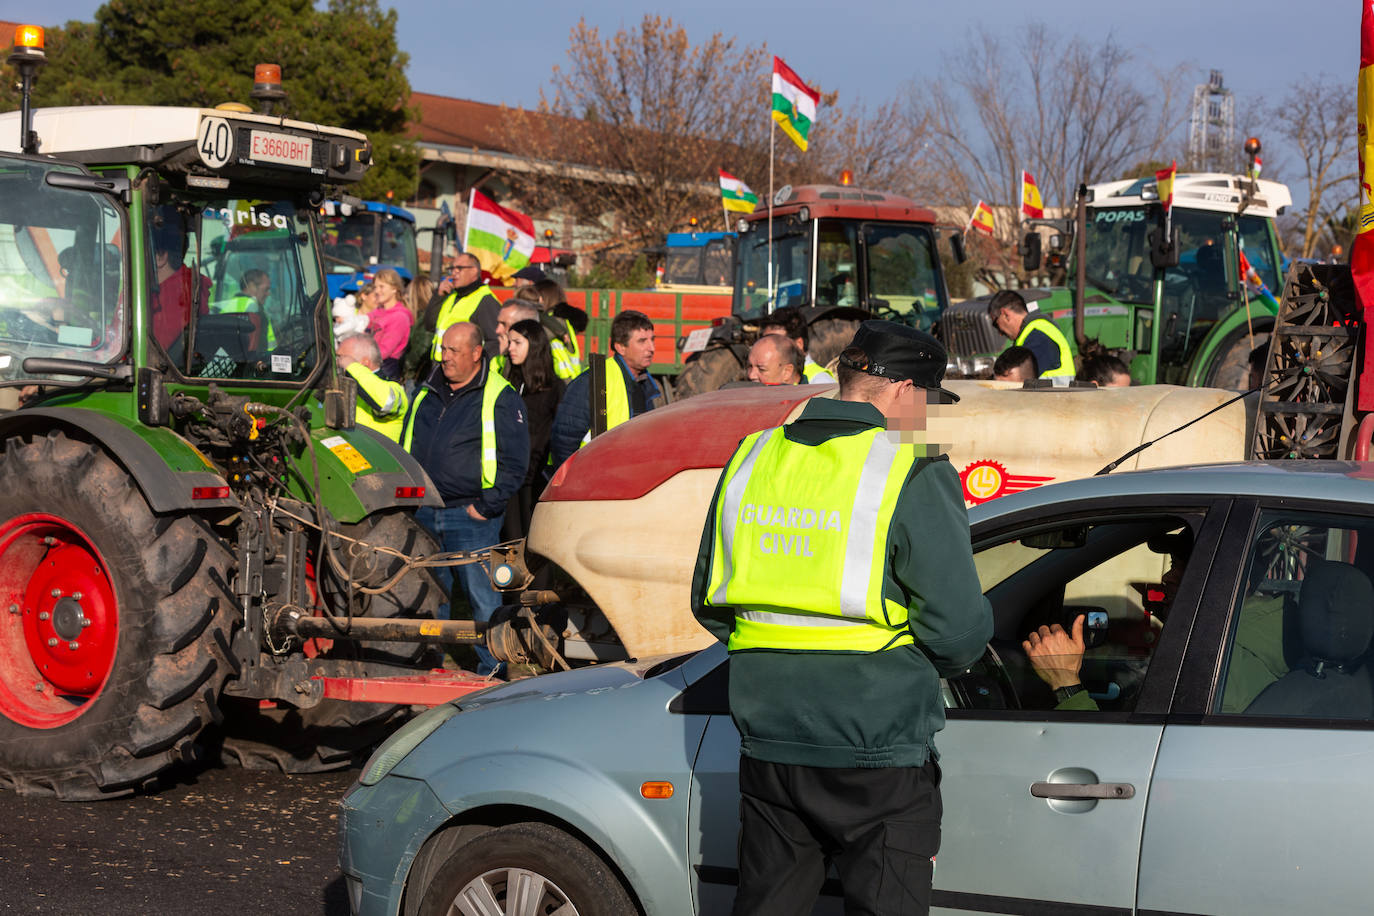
left=248, top=130, right=313, bottom=168
left=682, top=327, right=714, bottom=354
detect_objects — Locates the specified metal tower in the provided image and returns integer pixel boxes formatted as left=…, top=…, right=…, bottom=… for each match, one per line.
left=1188, top=70, right=1235, bottom=172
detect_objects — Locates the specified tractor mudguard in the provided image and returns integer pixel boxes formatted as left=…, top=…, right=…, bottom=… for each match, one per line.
left=348, top=425, right=444, bottom=512
left=287, top=425, right=438, bottom=524
left=0, top=407, right=236, bottom=513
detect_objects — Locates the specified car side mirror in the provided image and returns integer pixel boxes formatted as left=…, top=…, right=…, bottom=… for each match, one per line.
left=949, top=231, right=968, bottom=264
left=1149, top=224, right=1180, bottom=269
left=1021, top=231, right=1043, bottom=272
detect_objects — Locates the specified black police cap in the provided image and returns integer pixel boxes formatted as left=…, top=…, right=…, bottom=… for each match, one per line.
left=838, top=320, right=959, bottom=402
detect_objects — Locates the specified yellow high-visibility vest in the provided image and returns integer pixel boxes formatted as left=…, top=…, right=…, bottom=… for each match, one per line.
left=431, top=286, right=493, bottom=360
left=345, top=362, right=407, bottom=443
left=704, top=425, right=917, bottom=653
left=1015, top=315, right=1074, bottom=378
left=403, top=365, right=512, bottom=488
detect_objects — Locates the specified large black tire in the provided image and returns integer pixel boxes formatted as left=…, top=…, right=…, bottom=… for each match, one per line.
left=417, top=822, right=637, bottom=916
left=218, top=510, right=443, bottom=773
left=673, top=346, right=745, bottom=399
left=0, top=431, right=238, bottom=800
left=1205, top=328, right=1270, bottom=391
left=809, top=317, right=863, bottom=368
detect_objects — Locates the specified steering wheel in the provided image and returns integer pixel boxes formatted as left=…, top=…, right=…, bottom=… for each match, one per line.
left=946, top=643, right=1021, bottom=710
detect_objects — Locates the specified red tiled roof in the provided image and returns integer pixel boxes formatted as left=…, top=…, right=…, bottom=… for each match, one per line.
left=408, top=92, right=515, bottom=151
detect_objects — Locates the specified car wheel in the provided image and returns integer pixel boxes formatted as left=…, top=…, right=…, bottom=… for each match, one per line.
left=417, top=822, right=636, bottom=916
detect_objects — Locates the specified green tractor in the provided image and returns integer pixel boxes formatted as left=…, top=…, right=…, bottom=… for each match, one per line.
left=0, top=35, right=478, bottom=799
left=942, top=143, right=1290, bottom=388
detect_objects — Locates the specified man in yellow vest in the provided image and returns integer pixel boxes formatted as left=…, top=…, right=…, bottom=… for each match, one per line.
left=988, top=289, right=1075, bottom=378
left=210, top=268, right=277, bottom=350
left=403, top=322, right=529, bottom=677
left=745, top=334, right=803, bottom=385
left=759, top=305, right=836, bottom=383
left=493, top=299, right=541, bottom=376
left=549, top=310, right=661, bottom=467
left=693, top=320, right=992, bottom=915
left=429, top=254, right=503, bottom=359
left=336, top=333, right=407, bottom=442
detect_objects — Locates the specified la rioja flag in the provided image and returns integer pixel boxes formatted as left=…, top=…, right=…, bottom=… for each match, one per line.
left=464, top=189, right=535, bottom=280
left=771, top=57, right=820, bottom=152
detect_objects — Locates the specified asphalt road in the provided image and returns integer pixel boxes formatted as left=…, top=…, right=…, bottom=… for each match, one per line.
left=0, top=764, right=357, bottom=915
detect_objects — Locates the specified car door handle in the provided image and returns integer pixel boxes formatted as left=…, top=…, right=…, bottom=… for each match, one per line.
left=1030, top=781, right=1135, bottom=800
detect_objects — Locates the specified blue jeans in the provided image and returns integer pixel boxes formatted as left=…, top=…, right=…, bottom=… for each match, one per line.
left=415, top=504, right=506, bottom=676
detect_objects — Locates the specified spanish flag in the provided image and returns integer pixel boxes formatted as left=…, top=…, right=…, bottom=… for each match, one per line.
left=1155, top=160, right=1177, bottom=235
left=1021, top=170, right=1044, bottom=220
left=968, top=200, right=995, bottom=237
left=1355, top=0, right=1374, bottom=409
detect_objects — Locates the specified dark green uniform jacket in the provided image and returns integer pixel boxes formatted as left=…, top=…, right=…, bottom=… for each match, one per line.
left=691, top=397, right=992, bottom=768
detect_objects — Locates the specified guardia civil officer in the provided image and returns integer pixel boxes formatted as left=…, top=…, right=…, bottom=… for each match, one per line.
left=692, top=320, right=992, bottom=915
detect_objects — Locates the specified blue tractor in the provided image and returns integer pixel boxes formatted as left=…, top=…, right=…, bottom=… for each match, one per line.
left=319, top=199, right=420, bottom=297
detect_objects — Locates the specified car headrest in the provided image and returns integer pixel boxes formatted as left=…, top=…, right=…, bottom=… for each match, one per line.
left=1298, top=559, right=1374, bottom=665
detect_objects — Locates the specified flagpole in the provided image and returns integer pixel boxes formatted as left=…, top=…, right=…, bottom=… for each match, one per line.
left=768, top=119, right=775, bottom=309
left=722, top=200, right=730, bottom=234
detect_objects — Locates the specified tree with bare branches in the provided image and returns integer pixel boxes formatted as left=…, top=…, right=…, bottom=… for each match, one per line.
left=911, top=25, right=1186, bottom=232
left=501, top=15, right=942, bottom=264
left=1265, top=73, right=1358, bottom=259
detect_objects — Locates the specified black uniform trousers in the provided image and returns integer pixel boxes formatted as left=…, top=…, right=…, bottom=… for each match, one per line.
left=732, top=755, right=942, bottom=916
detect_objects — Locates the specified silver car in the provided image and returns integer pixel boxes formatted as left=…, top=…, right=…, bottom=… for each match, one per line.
left=340, top=463, right=1374, bottom=915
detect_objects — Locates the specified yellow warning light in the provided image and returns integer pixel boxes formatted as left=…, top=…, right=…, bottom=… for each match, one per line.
left=640, top=781, right=675, bottom=799
left=839, top=169, right=853, bottom=186
left=14, top=25, right=44, bottom=51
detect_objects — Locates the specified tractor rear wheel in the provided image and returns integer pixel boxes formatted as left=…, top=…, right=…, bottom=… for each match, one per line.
left=0, top=431, right=237, bottom=800
left=673, top=347, right=744, bottom=399
left=808, top=318, right=863, bottom=368
left=218, top=510, right=443, bottom=773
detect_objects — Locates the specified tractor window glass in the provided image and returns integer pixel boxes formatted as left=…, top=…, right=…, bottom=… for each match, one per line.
left=864, top=224, right=941, bottom=331
left=814, top=220, right=859, bottom=309
left=734, top=225, right=810, bottom=314
left=0, top=159, right=127, bottom=379
left=702, top=240, right=733, bottom=287
left=174, top=198, right=322, bottom=383
left=1217, top=512, right=1374, bottom=719
left=1238, top=215, right=1281, bottom=299
left=321, top=209, right=374, bottom=277
left=1082, top=206, right=1153, bottom=305
left=950, top=514, right=1200, bottom=714
left=381, top=217, right=418, bottom=278
left=1159, top=209, right=1232, bottom=374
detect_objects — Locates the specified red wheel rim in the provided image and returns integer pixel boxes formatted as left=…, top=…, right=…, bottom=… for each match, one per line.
left=0, top=514, right=118, bottom=728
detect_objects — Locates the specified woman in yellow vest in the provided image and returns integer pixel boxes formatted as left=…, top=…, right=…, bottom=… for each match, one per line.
left=693, top=320, right=992, bottom=915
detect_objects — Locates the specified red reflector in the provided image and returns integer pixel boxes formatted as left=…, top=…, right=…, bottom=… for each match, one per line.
left=711, top=317, right=727, bottom=327
left=1146, top=588, right=1166, bottom=603
left=394, top=486, right=425, bottom=499
left=192, top=486, right=231, bottom=500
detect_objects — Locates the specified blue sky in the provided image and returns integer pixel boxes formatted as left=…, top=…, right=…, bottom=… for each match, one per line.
left=14, top=0, right=1355, bottom=107
left=8, top=0, right=1362, bottom=199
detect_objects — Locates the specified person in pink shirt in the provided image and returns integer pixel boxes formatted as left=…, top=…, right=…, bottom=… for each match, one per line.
left=366, top=268, right=414, bottom=380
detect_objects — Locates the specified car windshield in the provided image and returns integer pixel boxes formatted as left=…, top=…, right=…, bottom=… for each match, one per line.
left=151, top=195, right=323, bottom=383
left=1082, top=205, right=1153, bottom=304
left=734, top=225, right=811, bottom=315
left=0, top=158, right=127, bottom=379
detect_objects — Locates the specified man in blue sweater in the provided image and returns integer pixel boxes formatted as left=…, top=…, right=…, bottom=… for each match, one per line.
left=404, top=322, right=528, bottom=676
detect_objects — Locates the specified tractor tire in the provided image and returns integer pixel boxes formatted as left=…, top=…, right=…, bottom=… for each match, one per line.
left=1205, top=328, right=1270, bottom=391
left=673, top=347, right=745, bottom=399
left=0, top=431, right=237, bottom=800
left=219, top=510, right=443, bottom=773
left=809, top=317, right=863, bottom=368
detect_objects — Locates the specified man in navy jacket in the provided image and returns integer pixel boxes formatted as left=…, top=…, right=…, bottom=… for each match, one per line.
left=404, top=321, right=528, bottom=675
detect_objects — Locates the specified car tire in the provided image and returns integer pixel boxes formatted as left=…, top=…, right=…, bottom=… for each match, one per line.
left=416, top=822, right=636, bottom=916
